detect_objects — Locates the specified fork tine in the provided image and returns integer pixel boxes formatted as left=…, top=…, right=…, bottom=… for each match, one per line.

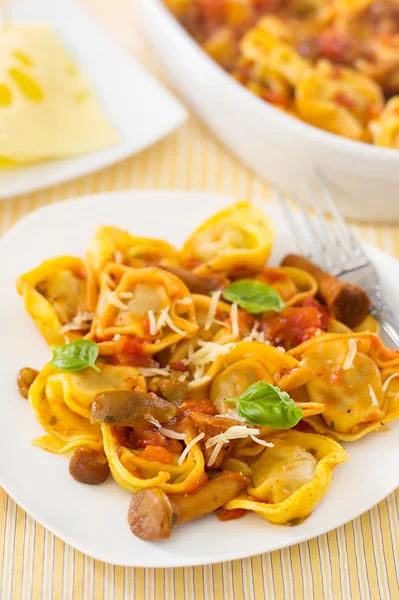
left=314, top=171, right=369, bottom=264
left=277, top=189, right=313, bottom=258
left=294, top=185, right=331, bottom=270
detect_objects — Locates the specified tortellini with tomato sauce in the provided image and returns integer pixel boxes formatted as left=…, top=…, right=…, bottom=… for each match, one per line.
left=240, top=24, right=313, bottom=87
left=205, top=341, right=318, bottom=415
left=255, top=266, right=317, bottom=307
left=102, top=422, right=205, bottom=494
left=224, top=431, right=348, bottom=524
left=180, top=201, right=275, bottom=276
left=231, top=57, right=292, bottom=110
left=17, top=256, right=97, bottom=346
left=296, top=60, right=384, bottom=140
left=94, top=265, right=198, bottom=353
left=29, top=363, right=151, bottom=455
left=369, top=96, right=399, bottom=148
left=86, top=225, right=178, bottom=279
left=289, top=332, right=399, bottom=440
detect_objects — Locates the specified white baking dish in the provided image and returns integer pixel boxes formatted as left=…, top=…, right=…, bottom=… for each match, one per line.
left=138, top=0, right=399, bottom=222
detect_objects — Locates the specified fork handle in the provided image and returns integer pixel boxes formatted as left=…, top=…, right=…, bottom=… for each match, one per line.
left=371, top=305, right=399, bottom=349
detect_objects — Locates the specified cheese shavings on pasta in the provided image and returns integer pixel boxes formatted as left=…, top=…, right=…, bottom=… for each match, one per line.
left=382, top=372, right=399, bottom=392
left=61, top=312, right=94, bottom=332
left=205, top=290, right=222, bottom=331
left=205, top=426, right=274, bottom=467
left=368, top=384, right=379, bottom=407
left=343, top=339, right=357, bottom=370
left=178, top=432, right=205, bottom=465
left=148, top=306, right=186, bottom=336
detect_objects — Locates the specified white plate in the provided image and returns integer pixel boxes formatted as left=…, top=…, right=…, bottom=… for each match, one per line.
left=1, top=191, right=399, bottom=568
left=0, top=0, right=186, bottom=199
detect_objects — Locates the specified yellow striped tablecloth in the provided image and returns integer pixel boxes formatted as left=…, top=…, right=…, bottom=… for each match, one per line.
left=1, top=1, right=398, bottom=598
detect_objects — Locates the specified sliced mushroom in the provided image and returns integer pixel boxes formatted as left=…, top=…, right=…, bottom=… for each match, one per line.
left=91, top=390, right=177, bottom=427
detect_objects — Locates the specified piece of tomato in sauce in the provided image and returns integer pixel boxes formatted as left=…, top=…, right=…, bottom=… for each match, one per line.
left=141, top=445, right=175, bottom=464
left=128, top=428, right=183, bottom=453
left=261, top=297, right=330, bottom=349
left=179, top=398, right=218, bottom=416
left=169, top=360, right=189, bottom=372
left=217, top=508, right=247, bottom=522
left=108, top=336, right=158, bottom=368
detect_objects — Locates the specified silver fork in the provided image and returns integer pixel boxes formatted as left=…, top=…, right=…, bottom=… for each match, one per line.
left=277, top=173, right=399, bottom=349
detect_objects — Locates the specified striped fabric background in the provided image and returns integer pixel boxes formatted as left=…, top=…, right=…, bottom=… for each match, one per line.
left=1, top=1, right=398, bottom=598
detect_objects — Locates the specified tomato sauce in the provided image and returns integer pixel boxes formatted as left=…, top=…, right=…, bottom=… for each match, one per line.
left=179, top=398, right=218, bottom=416
left=108, top=336, right=158, bottom=368
left=217, top=508, right=247, bottom=521
left=261, top=298, right=330, bottom=350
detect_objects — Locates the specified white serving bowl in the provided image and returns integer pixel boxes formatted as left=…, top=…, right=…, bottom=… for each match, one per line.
left=138, top=0, right=399, bottom=222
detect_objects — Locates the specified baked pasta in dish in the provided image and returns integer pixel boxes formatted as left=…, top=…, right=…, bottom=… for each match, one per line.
left=163, top=0, right=399, bottom=147
left=17, top=201, right=399, bottom=540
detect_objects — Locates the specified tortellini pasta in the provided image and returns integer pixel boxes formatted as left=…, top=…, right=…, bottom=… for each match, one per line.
left=166, top=0, right=399, bottom=145
left=94, top=265, right=198, bottom=353
left=87, top=225, right=178, bottom=279
left=296, top=61, right=384, bottom=140
left=102, top=422, right=205, bottom=494
left=369, top=96, right=399, bottom=148
left=180, top=201, right=275, bottom=276
left=224, top=431, right=348, bottom=524
left=255, top=266, right=317, bottom=306
left=289, top=332, right=399, bottom=440
left=17, top=256, right=97, bottom=345
left=205, top=341, right=317, bottom=414
left=240, top=25, right=313, bottom=87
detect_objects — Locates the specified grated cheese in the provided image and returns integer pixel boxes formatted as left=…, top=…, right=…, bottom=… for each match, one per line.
left=343, top=339, right=357, bottom=370
left=188, top=375, right=211, bottom=388
left=119, top=291, right=134, bottom=299
left=178, top=432, right=205, bottom=465
left=105, top=291, right=129, bottom=310
left=113, top=333, right=121, bottom=341
left=163, top=311, right=186, bottom=336
left=214, top=319, right=228, bottom=327
left=139, top=368, right=170, bottom=377
left=61, top=312, right=93, bottom=333
left=147, top=306, right=186, bottom=337
left=146, top=416, right=162, bottom=428
left=382, top=372, right=399, bottom=392
left=158, top=427, right=187, bottom=440
left=113, top=251, right=123, bottom=263
left=187, top=341, right=236, bottom=370
left=205, top=290, right=222, bottom=331
left=243, top=321, right=264, bottom=343
left=176, top=297, right=193, bottom=305
left=103, top=273, right=116, bottom=288
left=148, top=310, right=157, bottom=335
left=146, top=416, right=188, bottom=442
left=368, top=384, right=379, bottom=406
left=205, top=425, right=273, bottom=466
left=250, top=434, right=274, bottom=447
left=231, top=303, right=239, bottom=338
left=207, top=441, right=224, bottom=467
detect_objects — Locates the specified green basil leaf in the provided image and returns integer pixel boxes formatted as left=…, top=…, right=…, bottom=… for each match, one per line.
left=50, top=339, right=100, bottom=373
left=227, top=382, right=302, bottom=428
left=222, top=280, right=285, bottom=314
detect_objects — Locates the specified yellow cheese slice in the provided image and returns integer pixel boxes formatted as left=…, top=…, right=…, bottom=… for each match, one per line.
left=0, top=25, right=119, bottom=164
